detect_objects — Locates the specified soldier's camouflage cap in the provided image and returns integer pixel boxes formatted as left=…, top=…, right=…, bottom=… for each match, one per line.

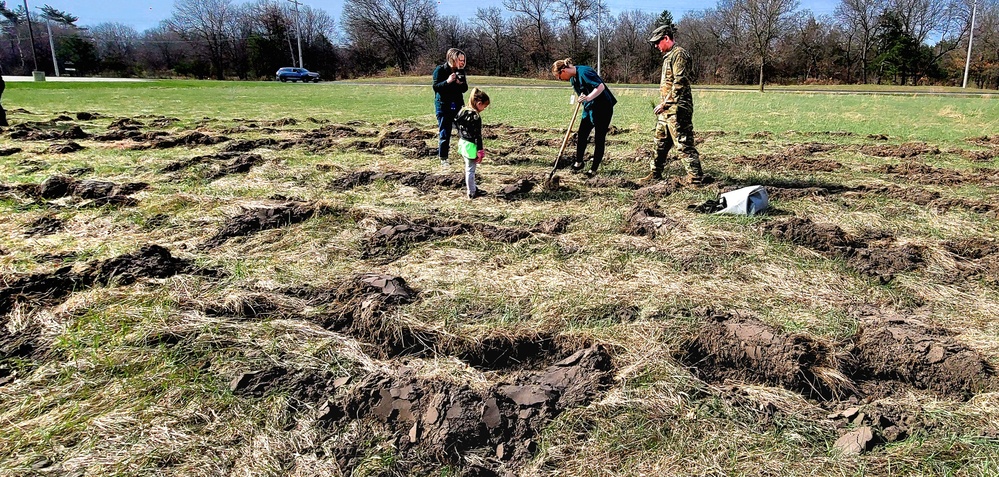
left=647, top=25, right=675, bottom=45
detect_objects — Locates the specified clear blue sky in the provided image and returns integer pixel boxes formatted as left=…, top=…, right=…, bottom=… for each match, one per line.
left=37, top=0, right=836, bottom=33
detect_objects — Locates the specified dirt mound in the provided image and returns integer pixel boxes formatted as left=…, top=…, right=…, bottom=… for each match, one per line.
left=0, top=245, right=201, bottom=314
left=128, top=131, right=229, bottom=150
left=201, top=201, right=334, bottom=249
left=93, top=129, right=169, bottom=142
left=162, top=152, right=263, bottom=180
left=585, top=177, right=640, bottom=189
left=496, top=179, right=535, bottom=200
left=0, top=320, right=47, bottom=387
left=874, top=162, right=972, bottom=185
left=23, top=175, right=147, bottom=207
left=0, top=147, right=22, bottom=156
left=622, top=204, right=680, bottom=238
left=46, top=142, right=85, bottom=154
left=859, top=142, right=940, bottom=158
left=730, top=143, right=842, bottom=173
left=967, top=135, right=999, bottom=147
left=764, top=218, right=924, bottom=283
left=330, top=170, right=465, bottom=193
left=764, top=217, right=856, bottom=252
left=330, top=344, right=614, bottom=469
left=221, top=138, right=286, bottom=152
left=75, top=112, right=100, bottom=121
left=24, top=216, right=64, bottom=236
left=943, top=239, right=999, bottom=285
left=7, top=123, right=90, bottom=141
left=633, top=178, right=685, bottom=205
left=364, top=215, right=562, bottom=260
left=678, top=313, right=854, bottom=400
left=851, top=318, right=993, bottom=400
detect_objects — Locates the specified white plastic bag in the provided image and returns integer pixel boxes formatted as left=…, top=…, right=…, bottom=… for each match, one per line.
left=715, top=185, right=769, bottom=216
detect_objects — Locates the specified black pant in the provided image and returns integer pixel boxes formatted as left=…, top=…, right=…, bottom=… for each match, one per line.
left=0, top=77, right=6, bottom=127
left=576, top=102, right=613, bottom=171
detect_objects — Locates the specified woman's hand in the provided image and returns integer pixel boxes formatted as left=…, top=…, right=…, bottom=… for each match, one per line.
left=476, top=150, right=485, bottom=163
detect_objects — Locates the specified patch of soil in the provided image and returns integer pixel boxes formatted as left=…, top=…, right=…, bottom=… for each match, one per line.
left=763, top=217, right=924, bottom=283
left=0, top=320, right=47, bottom=387
left=46, top=142, right=85, bottom=154
left=329, top=344, right=614, bottom=470
left=330, top=170, right=465, bottom=193
left=7, top=123, right=90, bottom=141
left=127, top=131, right=229, bottom=150
left=496, top=179, right=535, bottom=201
left=0, top=147, right=21, bottom=156
left=622, top=204, right=681, bottom=238
left=967, top=135, right=999, bottom=147
left=678, top=313, right=855, bottom=400
left=29, top=175, right=148, bottom=206
left=221, top=138, right=287, bottom=152
left=827, top=402, right=925, bottom=453
left=24, top=216, right=64, bottom=237
left=943, top=239, right=999, bottom=285
left=584, top=176, right=639, bottom=189
left=870, top=161, right=975, bottom=186
left=93, top=129, right=169, bottom=142
left=364, top=214, right=563, bottom=260
left=633, top=178, right=686, bottom=205
left=201, top=201, right=334, bottom=249
left=859, top=142, right=940, bottom=158
left=162, top=152, right=264, bottom=180
left=0, top=245, right=203, bottom=314
left=851, top=318, right=994, bottom=401
left=75, top=112, right=101, bottom=121
left=729, top=143, right=842, bottom=173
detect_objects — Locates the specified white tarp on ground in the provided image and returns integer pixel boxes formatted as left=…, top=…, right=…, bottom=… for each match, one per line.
left=715, top=185, right=769, bottom=215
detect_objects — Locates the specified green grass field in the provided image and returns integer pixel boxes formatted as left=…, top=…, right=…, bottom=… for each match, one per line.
left=2, top=79, right=999, bottom=476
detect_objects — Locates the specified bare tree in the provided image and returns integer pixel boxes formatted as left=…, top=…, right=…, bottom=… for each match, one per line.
left=342, top=0, right=437, bottom=73
left=90, top=22, right=139, bottom=73
left=606, top=9, right=657, bottom=82
left=836, top=0, right=885, bottom=83
left=474, top=7, right=508, bottom=74
left=731, top=0, right=801, bottom=91
left=167, top=0, right=239, bottom=80
left=503, top=0, right=555, bottom=73
left=552, top=0, right=596, bottom=59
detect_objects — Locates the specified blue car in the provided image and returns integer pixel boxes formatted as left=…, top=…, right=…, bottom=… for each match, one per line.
left=276, top=67, right=320, bottom=83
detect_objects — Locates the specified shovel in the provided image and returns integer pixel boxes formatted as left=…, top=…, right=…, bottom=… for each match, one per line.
left=544, top=99, right=583, bottom=190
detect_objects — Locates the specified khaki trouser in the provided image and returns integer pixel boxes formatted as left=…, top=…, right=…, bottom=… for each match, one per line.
left=652, top=109, right=701, bottom=177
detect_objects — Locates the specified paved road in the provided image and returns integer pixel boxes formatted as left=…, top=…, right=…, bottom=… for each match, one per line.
left=4, top=75, right=148, bottom=82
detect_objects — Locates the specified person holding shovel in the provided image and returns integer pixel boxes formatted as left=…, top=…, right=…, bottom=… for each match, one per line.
left=432, top=48, right=468, bottom=168
left=641, top=25, right=705, bottom=185
left=551, top=58, right=616, bottom=178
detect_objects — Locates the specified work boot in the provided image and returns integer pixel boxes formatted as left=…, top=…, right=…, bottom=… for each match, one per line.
left=637, top=171, right=662, bottom=185
left=685, top=174, right=705, bottom=186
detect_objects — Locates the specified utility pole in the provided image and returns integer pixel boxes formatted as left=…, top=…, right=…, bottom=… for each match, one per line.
left=962, top=0, right=977, bottom=89
left=287, top=0, right=304, bottom=68
left=44, top=15, right=59, bottom=76
left=596, top=0, right=601, bottom=76
left=23, top=0, right=39, bottom=72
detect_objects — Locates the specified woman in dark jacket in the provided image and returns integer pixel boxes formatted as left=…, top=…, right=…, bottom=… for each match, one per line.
left=0, top=72, right=7, bottom=127
left=551, top=58, right=617, bottom=177
left=432, top=48, right=468, bottom=168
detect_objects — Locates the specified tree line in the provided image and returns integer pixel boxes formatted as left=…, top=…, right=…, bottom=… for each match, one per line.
left=1, top=0, right=996, bottom=89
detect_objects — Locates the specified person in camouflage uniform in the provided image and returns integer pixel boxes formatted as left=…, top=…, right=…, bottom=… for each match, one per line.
left=640, top=25, right=703, bottom=185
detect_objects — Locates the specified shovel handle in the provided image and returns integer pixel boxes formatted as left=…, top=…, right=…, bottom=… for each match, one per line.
left=550, top=100, right=583, bottom=178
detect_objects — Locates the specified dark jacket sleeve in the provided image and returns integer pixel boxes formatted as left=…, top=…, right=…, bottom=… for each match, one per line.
left=432, top=64, right=450, bottom=93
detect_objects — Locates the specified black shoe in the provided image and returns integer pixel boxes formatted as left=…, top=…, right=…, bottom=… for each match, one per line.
left=571, top=161, right=585, bottom=172
left=468, top=188, right=488, bottom=199
left=583, top=169, right=596, bottom=178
